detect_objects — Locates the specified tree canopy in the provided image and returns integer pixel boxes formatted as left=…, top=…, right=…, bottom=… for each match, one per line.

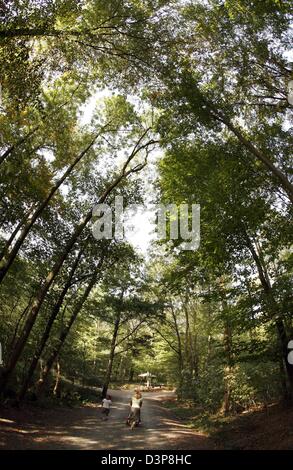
left=0, top=0, right=292, bottom=420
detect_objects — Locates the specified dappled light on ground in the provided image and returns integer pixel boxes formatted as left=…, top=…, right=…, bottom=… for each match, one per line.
left=0, top=390, right=214, bottom=450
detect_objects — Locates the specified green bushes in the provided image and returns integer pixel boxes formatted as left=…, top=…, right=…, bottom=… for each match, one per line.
left=182, top=360, right=282, bottom=413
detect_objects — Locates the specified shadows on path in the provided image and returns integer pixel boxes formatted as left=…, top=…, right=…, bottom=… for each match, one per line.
left=0, top=389, right=215, bottom=450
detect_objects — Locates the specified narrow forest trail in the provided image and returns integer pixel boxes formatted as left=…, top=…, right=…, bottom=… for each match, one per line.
left=0, top=389, right=216, bottom=450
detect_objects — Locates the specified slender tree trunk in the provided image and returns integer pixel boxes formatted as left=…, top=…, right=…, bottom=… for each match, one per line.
left=205, top=286, right=213, bottom=371
left=128, top=366, right=134, bottom=383
left=53, top=358, right=61, bottom=397
left=0, top=134, right=99, bottom=283
left=275, top=318, right=293, bottom=398
left=191, top=305, right=199, bottom=380
left=18, top=250, right=82, bottom=400
left=0, top=128, right=38, bottom=165
left=8, top=295, right=33, bottom=354
left=102, top=311, right=121, bottom=398
left=221, top=313, right=233, bottom=415
left=195, top=92, right=293, bottom=202
left=36, top=266, right=102, bottom=394
left=183, top=300, right=191, bottom=363
left=221, top=116, right=293, bottom=203
left=39, top=359, right=44, bottom=381
left=183, top=299, right=197, bottom=381
left=244, top=229, right=293, bottom=398
left=279, top=357, right=290, bottom=401
left=170, top=304, right=184, bottom=399
left=0, top=204, right=36, bottom=264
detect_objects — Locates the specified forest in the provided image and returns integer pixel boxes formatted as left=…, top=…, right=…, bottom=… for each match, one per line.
left=0, top=0, right=292, bottom=451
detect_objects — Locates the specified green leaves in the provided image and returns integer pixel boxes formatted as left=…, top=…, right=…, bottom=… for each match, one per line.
left=103, top=95, right=139, bottom=128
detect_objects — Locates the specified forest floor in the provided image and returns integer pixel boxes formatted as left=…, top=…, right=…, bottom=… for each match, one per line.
left=0, top=389, right=216, bottom=450
left=162, top=398, right=293, bottom=450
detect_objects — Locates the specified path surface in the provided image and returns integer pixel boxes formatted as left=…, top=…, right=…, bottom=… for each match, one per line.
left=0, top=389, right=215, bottom=450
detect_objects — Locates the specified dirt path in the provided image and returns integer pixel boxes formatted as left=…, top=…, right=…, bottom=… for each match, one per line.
left=0, top=389, right=215, bottom=450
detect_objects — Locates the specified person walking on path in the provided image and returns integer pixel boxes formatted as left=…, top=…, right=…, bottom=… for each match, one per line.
left=127, top=389, right=143, bottom=428
left=101, top=394, right=112, bottom=420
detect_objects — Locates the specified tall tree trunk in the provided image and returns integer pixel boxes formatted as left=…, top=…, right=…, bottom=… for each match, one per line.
left=36, top=266, right=102, bottom=395
left=198, top=91, right=293, bottom=203
left=0, top=128, right=39, bottom=165
left=102, top=311, right=121, bottom=398
left=18, top=250, right=82, bottom=400
left=0, top=204, right=36, bottom=264
left=244, top=229, right=293, bottom=398
left=183, top=306, right=189, bottom=361
left=170, top=304, right=184, bottom=399
left=221, top=313, right=233, bottom=415
left=128, top=366, right=134, bottom=383
left=8, top=295, right=34, bottom=354
left=53, top=358, right=61, bottom=398
left=191, top=305, right=199, bottom=380
left=275, top=318, right=293, bottom=398
left=183, top=298, right=198, bottom=381
left=0, top=134, right=100, bottom=283
left=221, top=117, right=293, bottom=203
left=205, top=285, right=213, bottom=371
left=279, top=357, right=290, bottom=401
left=117, top=355, right=124, bottom=380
